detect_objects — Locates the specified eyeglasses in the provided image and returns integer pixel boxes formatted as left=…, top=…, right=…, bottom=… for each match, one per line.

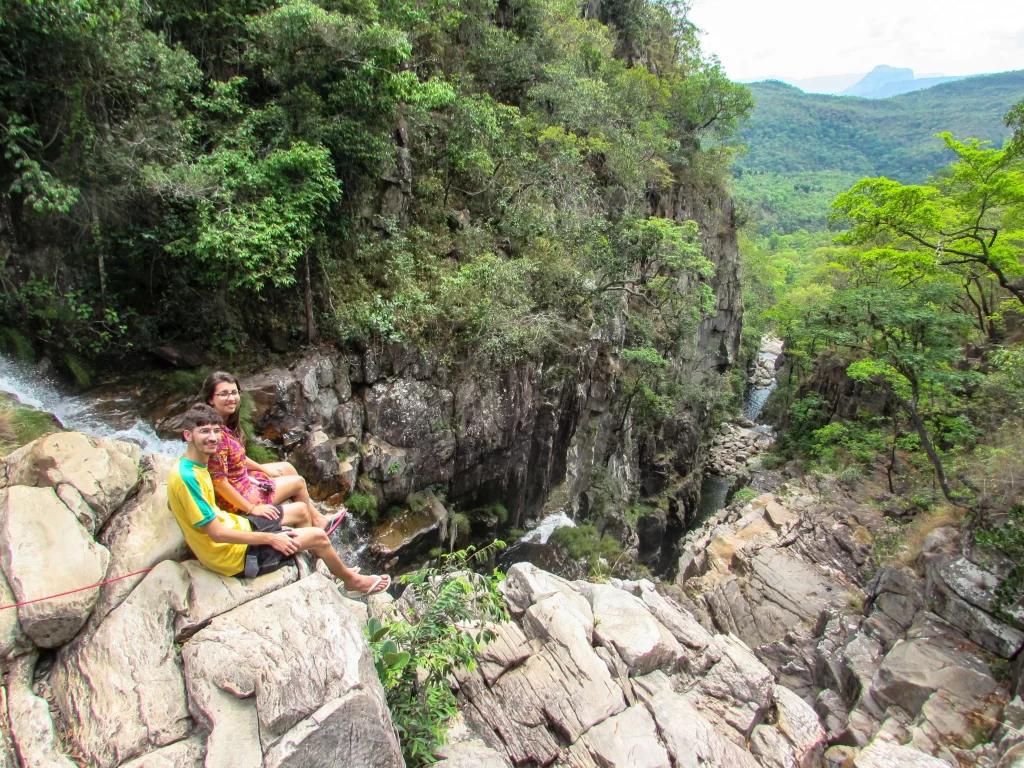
left=214, top=390, right=240, bottom=398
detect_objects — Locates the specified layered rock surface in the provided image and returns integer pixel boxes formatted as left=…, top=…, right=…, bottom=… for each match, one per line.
left=0, top=433, right=401, bottom=768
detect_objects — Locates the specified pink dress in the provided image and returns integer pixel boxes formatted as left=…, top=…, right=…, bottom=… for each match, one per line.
left=208, top=427, right=275, bottom=512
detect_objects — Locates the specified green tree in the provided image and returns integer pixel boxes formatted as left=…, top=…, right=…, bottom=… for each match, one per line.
left=831, top=134, right=1024, bottom=314
left=808, top=281, right=976, bottom=501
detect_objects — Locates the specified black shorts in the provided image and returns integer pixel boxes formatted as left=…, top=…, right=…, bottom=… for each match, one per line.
left=240, top=507, right=291, bottom=579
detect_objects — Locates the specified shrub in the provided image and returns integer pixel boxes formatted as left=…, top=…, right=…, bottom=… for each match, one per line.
left=550, top=525, right=624, bottom=576
left=345, top=492, right=379, bottom=524
left=164, top=367, right=210, bottom=397
left=238, top=392, right=278, bottom=463
left=976, top=505, right=1024, bottom=620
left=367, top=544, right=508, bottom=766
left=731, top=486, right=757, bottom=505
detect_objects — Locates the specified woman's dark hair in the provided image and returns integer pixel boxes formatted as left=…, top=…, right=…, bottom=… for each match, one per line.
left=201, top=371, right=242, bottom=433
left=182, top=404, right=224, bottom=433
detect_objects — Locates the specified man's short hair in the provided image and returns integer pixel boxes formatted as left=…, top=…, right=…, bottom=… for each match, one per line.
left=182, top=404, right=224, bottom=433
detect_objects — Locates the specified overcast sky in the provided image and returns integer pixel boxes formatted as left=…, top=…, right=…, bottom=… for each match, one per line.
left=688, top=0, right=1024, bottom=82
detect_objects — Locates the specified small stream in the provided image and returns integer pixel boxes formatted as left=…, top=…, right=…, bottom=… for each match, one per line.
left=0, top=355, right=182, bottom=455
left=691, top=342, right=781, bottom=527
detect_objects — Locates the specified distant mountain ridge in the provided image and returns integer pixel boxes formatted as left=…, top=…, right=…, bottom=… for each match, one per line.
left=840, top=65, right=968, bottom=99
left=733, top=70, right=1024, bottom=234
left=741, top=70, right=1023, bottom=181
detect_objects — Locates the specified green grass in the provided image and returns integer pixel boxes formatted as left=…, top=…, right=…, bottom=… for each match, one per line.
left=550, top=525, right=623, bottom=562
left=164, top=367, right=211, bottom=397
left=0, top=401, right=61, bottom=457
left=346, top=491, right=379, bottom=523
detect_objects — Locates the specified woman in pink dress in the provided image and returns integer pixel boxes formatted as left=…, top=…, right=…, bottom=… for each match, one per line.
left=202, top=371, right=345, bottom=534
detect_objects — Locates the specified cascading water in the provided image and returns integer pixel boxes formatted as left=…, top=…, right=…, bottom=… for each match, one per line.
left=0, top=354, right=183, bottom=456
left=692, top=340, right=782, bottom=525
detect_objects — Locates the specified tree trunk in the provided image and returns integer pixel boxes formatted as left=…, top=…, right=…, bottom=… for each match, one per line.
left=906, top=400, right=954, bottom=502
left=303, top=248, right=315, bottom=344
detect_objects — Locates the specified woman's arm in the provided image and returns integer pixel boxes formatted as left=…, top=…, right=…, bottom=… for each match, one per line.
left=212, top=477, right=252, bottom=512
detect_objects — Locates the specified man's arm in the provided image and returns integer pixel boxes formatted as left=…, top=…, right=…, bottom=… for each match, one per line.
left=203, top=518, right=301, bottom=556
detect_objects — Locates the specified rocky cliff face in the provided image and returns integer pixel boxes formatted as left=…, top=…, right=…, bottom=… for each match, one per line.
left=211, top=180, right=742, bottom=549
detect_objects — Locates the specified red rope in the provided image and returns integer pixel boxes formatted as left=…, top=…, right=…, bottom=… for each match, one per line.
left=0, top=568, right=156, bottom=611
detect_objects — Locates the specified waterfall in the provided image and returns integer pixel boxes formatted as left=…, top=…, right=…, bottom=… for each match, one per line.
left=0, top=355, right=183, bottom=456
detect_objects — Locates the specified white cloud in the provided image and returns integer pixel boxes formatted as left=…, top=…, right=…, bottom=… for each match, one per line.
left=689, top=0, right=1024, bottom=81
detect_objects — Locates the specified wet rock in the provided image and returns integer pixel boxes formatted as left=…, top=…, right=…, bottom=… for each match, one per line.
left=0, top=485, right=110, bottom=647
left=150, top=344, right=206, bottom=369
left=52, top=562, right=192, bottom=768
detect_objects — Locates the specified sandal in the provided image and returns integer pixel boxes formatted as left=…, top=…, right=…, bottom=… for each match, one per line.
left=346, top=574, right=391, bottom=597
left=323, top=510, right=347, bottom=536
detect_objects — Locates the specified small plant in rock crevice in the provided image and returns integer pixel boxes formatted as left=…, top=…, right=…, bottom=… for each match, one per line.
left=367, top=543, right=508, bottom=766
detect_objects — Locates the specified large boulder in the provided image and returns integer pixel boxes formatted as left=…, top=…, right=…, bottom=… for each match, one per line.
left=118, top=737, right=205, bottom=768
left=182, top=575, right=401, bottom=768
left=686, top=633, right=774, bottom=739
left=0, top=485, right=110, bottom=647
left=854, top=740, right=952, bottom=767
left=573, top=705, right=670, bottom=768
left=4, top=432, right=140, bottom=530
left=51, top=562, right=193, bottom=768
left=91, top=454, right=189, bottom=625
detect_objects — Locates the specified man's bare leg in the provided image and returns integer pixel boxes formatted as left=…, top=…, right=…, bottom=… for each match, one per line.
left=288, top=528, right=388, bottom=593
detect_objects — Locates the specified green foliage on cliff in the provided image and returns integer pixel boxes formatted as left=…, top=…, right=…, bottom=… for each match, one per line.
left=0, top=0, right=749, bottom=378
left=367, top=544, right=508, bottom=765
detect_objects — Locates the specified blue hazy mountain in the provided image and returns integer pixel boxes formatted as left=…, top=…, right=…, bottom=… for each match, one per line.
left=841, top=65, right=968, bottom=99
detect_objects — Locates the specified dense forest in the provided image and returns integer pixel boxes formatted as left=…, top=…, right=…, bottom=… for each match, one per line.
left=0, top=0, right=751, bottom=385
left=735, top=72, right=1024, bottom=234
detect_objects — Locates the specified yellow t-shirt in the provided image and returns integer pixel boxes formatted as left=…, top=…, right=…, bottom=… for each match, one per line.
left=167, top=457, right=251, bottom=577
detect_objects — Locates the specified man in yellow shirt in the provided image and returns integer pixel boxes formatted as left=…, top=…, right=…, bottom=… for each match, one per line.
left=168, top=405, right=389, bottom=593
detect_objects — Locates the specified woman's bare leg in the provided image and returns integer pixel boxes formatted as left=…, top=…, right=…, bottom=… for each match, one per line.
left=289, top=529, right=388, bottom=593
left=262, top=461, right=297, bottom=476
left=272, top=475, right=326, bottom=528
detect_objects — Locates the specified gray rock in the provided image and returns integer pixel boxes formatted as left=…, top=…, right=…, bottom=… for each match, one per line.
left=853, top=740, right=952, bottom=767
left=175, top=560, right=298, bottom=639
left=750, top=725, right=798, bottom=768
left=52, top=562, right=193, bottom=768
left=927, top=561, right=1024, bottom=658
left=6, top=654, right=78, bottom=768
left=4, top=432, right=140, bottom=527
left=500, top=563, right=582, bottom=615
left=0, top=485, right=110, bottom=647
left=774, top=684, right=826, bottom=768
left=262, top=691, right=403, bottom=768
left=182, top=575, right=399, bottom=767
left=647, top=689, right=760, bottom=768
left=686, top=633, right=773, bottom=738
left=577, top=705, right=670, bottom=768
left=92, top=454, right=187, bottom=625
left=433, top=739, right=512, bottom=768
left=117, top=738, right=205, bottom=768
left=0, top=569, right=27, bottom=659
left=872, top=624, right=1002, bottom=716
left=585, top=583, right=685, bottom=675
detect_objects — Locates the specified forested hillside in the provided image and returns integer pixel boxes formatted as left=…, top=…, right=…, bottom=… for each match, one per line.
left=0, top=0, right=750, bottom=381
left=735, top=71, right=1024, bottom=234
